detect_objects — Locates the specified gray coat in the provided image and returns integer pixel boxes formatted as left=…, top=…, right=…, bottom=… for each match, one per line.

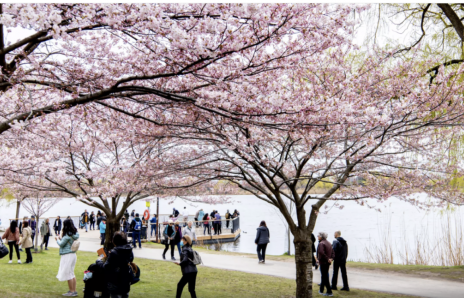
left=255, top=226, right=270, bottom=244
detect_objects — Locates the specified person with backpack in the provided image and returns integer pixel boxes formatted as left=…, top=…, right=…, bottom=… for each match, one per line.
left=100, top=232, right=134, bottom=298
left=162, top=220, right=176, bottom=260
left=55, top=219, right=80, bottom=297
left=174, top=235, right=198, bottom=298
left=255, top=220, right=270, bottom=264
left=2, top=220, right=21, bottom=264
left=19, top=220, right=33, bottom=264
left=130, top=213, right=143, bottom=249
left=40, top=218, right=51, bottom=251
left=100, top=219, right=107, bottom=246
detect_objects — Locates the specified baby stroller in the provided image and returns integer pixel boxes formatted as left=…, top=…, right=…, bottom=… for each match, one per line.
left=83, top=262, right=109, bottom=298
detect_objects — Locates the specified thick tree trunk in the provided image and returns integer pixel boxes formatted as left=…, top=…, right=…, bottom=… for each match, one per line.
left=104, top=218, right=120, bottom=251
left=15, top=200, right=20, bottom=220
left=294, top=237, right=313, bottom=298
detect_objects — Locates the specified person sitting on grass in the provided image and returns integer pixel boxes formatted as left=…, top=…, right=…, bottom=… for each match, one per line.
left=99, top=231, right=134, bottom=298
left=56, top=219, right=79, bottom=297
left=174, top=235, right=198, bottom=298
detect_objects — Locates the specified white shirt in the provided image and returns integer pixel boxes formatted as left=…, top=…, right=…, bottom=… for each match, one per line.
left=182, top=209, right=189, bottom=217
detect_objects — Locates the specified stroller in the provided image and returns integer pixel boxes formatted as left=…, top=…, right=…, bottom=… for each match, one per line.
left=83, top=263, right=109, bottom=298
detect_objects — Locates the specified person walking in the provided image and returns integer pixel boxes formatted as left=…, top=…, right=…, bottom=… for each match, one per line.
left=130, top=213, right=143, bottom=249
left=89, top=212, right=96, bottom=231
left=174, top=221, right=183, bottom=257
left=316, top=232, right=335, bottom=297
left=162, top=220, right=176, bottom=260
left=30, top=216, right=37, bottom=246
left=96, top=211, right=102, bottom=230
left=83, top=212, right=89, bottom=232
left=54, top=216, right=62, bottom=236
left=202, top=213, right=211, bottom=235
left=255, top=221, right=270, bottom=264
left=214, top=211, right=222, bottom=235
left=150, top=214, right=157, bottom=238
left=183, top=221, right=198, bottom=244
left=2, top=220, right=21, bottom=263
left=331, top=231, right=349, bottom=291
left=311, top=233, right=318, bottom=270
left=19, top=221, right=33, bottom=264
left=100, top=219, right=107, bottom=246
left=174, top=235, right=198, bottom=298
left=225, top=210, right=231, bottom=229
left=121, top=217, right=128, bottom=234
left=100, top=232, right=134, bottom=298
left=56, top=219, right=79, bottom=297
left=40, top=218, right=51, bottom=250
left=194, top=210, right=200, bottom=228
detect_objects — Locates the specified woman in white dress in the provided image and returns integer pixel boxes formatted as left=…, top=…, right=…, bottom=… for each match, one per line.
left=55, top=219, right=80, bottom=297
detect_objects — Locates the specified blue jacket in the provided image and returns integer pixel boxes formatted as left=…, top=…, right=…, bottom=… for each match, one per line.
left=57, top=232, right=79, bottom=255
left=100, top=222, right=106, bottom=234
left=150, top=217, right=157, bottom=226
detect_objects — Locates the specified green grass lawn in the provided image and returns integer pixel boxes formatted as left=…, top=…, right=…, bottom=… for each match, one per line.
left=0, top=248, right=410, bottom=298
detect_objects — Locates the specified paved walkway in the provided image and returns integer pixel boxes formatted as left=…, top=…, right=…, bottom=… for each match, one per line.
left=49, top=229, right=464, bottom=298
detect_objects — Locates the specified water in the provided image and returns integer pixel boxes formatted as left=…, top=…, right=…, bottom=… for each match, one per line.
left=1, top=194, right=462, bottom=262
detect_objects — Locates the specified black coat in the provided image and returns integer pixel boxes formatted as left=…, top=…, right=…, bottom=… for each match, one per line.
left=53, top=219, right=62, bottom=232
left=102, top=244, right=134, bottom=294
left=90, top=214, right=96, bottom=223
left=255, top=226, right=270, bottom=244
left=179, top=245, right=197, bottom=275
left=311, top=233, right=316, bottom=254
left=332, top=237, right=348, bottom=262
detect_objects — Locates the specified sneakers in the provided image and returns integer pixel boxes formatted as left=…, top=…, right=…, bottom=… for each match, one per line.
left=17, top=260, right=21, bottom=264
left=72, top=292, right=78, bottom=296
left=8, top=260, right=12, bottom=264
left=258, top=260, right=263, bottom=264
left=340, top=288, right=350, bottom=292
left=324, top=293, right=333, bottom=297
left=62, top=292, right=74, bottom=297
left=171, top=256, right=176, bottom=261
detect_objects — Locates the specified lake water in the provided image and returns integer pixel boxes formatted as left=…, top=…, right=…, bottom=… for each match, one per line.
left=1, top=194, right=462, bottom=263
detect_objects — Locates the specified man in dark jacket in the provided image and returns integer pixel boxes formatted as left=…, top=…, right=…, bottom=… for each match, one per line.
left=100, top=232, right=134, bottom=298
left=30, top=216, right=37, bottom=244
left=331, top=231, right=349, bottom=291
left=317, top=232, right=335, bottom=296
left=130, top=214, right=142, bottom=249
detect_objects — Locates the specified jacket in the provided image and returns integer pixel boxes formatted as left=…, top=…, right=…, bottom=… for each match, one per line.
left=130, top=217, right=142, bottom=231
left=332, top=237, right=348, bottom=262
left=20, top=227, right=33, bottom=248
left=2, top=227, right=20, bottom=243
left=179, top=245, right=198, bottom=275
left=54, top=219, right=62, bottom=231
left=100, top=222, right=106, bottom=234
left=317, top=239, right=335, bottom=265
left=30, top=220, right=37, bottom=231
left=174, top=226, right=182, bottom=244
left=150, top=217, right=157, bottom=226
left=198, top=210, right=205, bottom=221
left=57, top=232, right=79, bottom=255
left=183, top=226, right=197, bottom=241
left=40, top=221, right=50, bottom=236
left=214, top=213, right=221, bottom=224
left=255, top=226, right=270, bottom=244
left=102, top=244, right=133, bottom=294
left=164, top=225, right=176, bottom=240
left=90, top=214, right=95, bottom=223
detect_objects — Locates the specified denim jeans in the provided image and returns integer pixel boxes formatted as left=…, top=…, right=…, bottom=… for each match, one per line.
left=132, top=231, right=141, bottom=248
left=203, top=223, right=210, bottom=235
left=85, top=223, right=88, bottom=232
left=151, top=225, right=157, bottom=236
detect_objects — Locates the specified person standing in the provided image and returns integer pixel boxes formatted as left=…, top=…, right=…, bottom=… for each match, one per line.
left=225, top=210, right=231, bottom=229
left=197, top=209, right=204, bottom=228
left=40, top=218, right=51, bottom=250
left=30, top=216, right=37, bottom=246
left=19, top=220, right=33, bottom=264
left=183, top=221, right=197, bottom=244
left=311, top=233, right=318, bottom=270
left=96, top=211, right=102, bottom=230
left=89, top=212, right=96, bottom=231
left=174, top=221, right=183, bottom=257
left=202, top=213, right=211, bottom=235
left=121, top=217, right=128, bottom=234
left=100, top=219, right=107, bottom=246
left=83, top=212, right=89, bottom=232
left=18, top=217, right=27, bottom=252
left=130, top=213, right=142, bottom=249
left=100, top=232, right=134, bottom=298
left=331, top=231, right=349, bottom=291
left=130, top=210, right=136, bottom=223
left=56, top=219, right=79, bottom=297
left=174, top=235, right=198, bottom=298
left=124, top=209, right=130, bottom=221
left=255, top=221, right=270, bottom=264
left=2, top=220, right=21, bottom=264
left=182, top=207, right=189, bottom=227
left=54, top=216, right=62, bottom=236
left=316, top=232, right=335, bottom=297
left=214, top=211, right=222, bottom=235
left=194, top=210, right=200, bottom=228
left=173, top=207, right=180, bottom=218
left=150, top=214, right=157, bottom=238
left=162, top=220, right=176, bottom=260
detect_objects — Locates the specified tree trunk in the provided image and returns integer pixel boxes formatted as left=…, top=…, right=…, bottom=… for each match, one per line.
left=104, top=217, right=120, bottom=251
left=15, top=200, right=20, bottom=220
left=294, top=237, right=313, bottom=298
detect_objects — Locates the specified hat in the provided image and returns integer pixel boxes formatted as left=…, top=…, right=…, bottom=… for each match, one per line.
left=175, top=221, right=180, bottom=225
left=169, top=220, right=174, bottom=224
left=183, top=235, right=192, bottom=246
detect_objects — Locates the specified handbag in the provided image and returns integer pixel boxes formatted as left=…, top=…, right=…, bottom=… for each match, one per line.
left=0, top=239, right=9, bottom=259
left=161, top=238, right=169, bottom=245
